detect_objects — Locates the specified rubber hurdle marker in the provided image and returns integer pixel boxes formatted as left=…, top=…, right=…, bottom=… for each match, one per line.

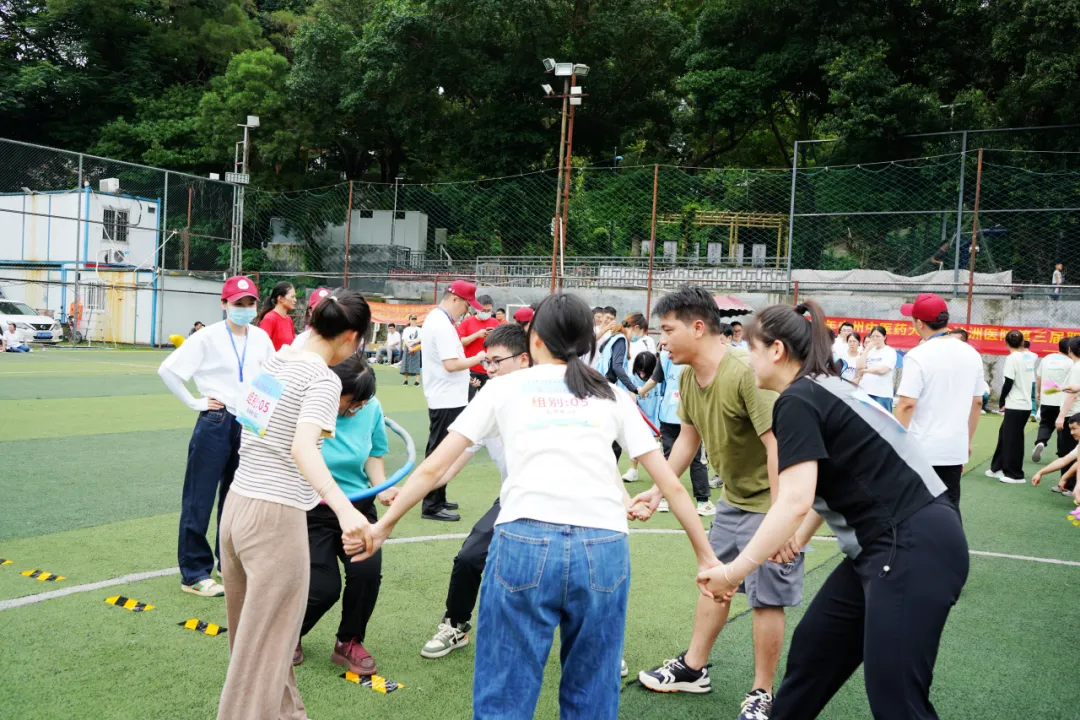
left=105, top=595, right=154, bottom=612
left=340, top=672, right=404, bottom=693
left=21, top=569, right=64, bottom=582
left=1, top=558, right=11, bottom=566
left=178, top=619, right=227, bottom=637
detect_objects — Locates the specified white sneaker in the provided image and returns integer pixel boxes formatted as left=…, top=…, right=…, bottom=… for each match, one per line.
left=1032, top=442, right=1046, bottom=463
left=181, top=579, right=225, bottom=597
left=984, top=469, right=1004, bottom=479
left=621, top=658, right=629, bottom=678
left=708, top=475, right=723, bottom=489
left=697, top=501, right=717, bottom=517
left=658, top=499, right=670, bottom=513
left=998, top=475, right=1027, bottom=485
left=622, top=468, right=639, bottom=483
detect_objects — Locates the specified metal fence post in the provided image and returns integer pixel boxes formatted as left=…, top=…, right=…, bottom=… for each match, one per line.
left=344, top=181, right=354, bottom=285
left=72, top=153, right=83, bottom=344
left=965, top=148, right=984, bottom=325
left=184, top=186, right=193, bottom=270
left=952, top=130, right=968, bottom=297
left=645, top=164, right=659, bottom=323
left=786, top=140, right=799, bottom=293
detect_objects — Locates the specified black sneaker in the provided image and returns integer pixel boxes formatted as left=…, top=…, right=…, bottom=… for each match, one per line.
left=422, top=508, right=461, bottom=522
left=738, top=688, right=773, bottom=720
left=403, top=379, right=409, bottom=386
left=443, top=501, right=459, bottom=511
left=414, top=381, right=420, bottom=386
left=638, top=653, right=711, bottom=694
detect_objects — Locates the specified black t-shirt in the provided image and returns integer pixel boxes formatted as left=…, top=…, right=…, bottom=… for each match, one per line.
left=773, top=375, right=947, bottom=559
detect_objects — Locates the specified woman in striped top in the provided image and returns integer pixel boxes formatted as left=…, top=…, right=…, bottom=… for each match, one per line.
left=216, top=289, right=372, bottom=720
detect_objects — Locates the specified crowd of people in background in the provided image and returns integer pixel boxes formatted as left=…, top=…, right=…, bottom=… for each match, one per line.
left=150, top=275, right=1080, bottom=720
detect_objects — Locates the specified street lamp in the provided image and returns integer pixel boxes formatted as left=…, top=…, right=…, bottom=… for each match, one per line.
left=229, top=115, right=259, bottom=274
left=542, top=59, right=590, bottom=291
left=390, top=172, right=405, bottom=247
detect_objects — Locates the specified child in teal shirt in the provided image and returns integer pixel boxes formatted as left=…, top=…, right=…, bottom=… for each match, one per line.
left=295, top=356, right=398, bottom=677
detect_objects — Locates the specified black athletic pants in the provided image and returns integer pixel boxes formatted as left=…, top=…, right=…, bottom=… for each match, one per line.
left=468, top=371, right=488, bottom=401
left=444, top=499, right=500, bottom=627
left=1035, top=405, right=1077, bottom=489
left=301, top=501, right=381, bottom=643
left=772, top=499, right=968, bottom=720
left=932, top=465, right=962, bottom=521
left=990, top=408, right=1029, bottom=480
left=422, top=406, right=465, bottom=514
left=659, top=422, right=709, bottom=502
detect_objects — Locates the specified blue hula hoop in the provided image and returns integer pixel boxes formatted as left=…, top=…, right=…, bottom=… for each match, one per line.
left=335, top=416, right=416, bottom=503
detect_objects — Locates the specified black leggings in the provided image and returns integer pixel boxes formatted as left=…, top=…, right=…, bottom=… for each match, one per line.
left=772, top=499, right=969, bottom=720
left=444, top=499, right=500, bottom=626
left=990, top=408, right=1029, bottom=480
left=301, top=501, right=382, bottom=643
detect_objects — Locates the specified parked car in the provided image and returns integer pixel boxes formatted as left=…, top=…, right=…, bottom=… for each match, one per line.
left=0, top=301, right=63, bottom=344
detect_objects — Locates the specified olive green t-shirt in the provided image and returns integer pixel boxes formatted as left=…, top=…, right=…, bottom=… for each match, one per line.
left=678, top=347, right=777, bottom=513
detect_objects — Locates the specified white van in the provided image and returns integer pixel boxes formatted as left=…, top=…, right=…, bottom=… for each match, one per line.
left=0, top=300, right=63, bottom=345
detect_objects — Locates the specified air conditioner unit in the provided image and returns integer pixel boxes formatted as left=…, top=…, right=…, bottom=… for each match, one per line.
left=97, top=248, right=126, bottom=265
left=100, top=178, right=120, bottom=194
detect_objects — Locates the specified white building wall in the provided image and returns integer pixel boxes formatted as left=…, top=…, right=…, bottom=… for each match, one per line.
left=158, top=273, right=226, bottom=343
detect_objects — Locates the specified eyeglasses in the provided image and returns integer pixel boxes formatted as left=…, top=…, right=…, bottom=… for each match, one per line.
left=482, top=353, right=525, bottom=372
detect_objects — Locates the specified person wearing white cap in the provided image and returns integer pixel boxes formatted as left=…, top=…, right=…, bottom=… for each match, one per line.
left=291, top=287, right=332, bottom=351
left=158, top=276, right=275, bottom=597
left=419, top=280, right=487, bottom=521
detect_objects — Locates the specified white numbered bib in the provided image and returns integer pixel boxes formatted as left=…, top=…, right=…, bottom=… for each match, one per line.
left=237, top=371, right=287, bottom=437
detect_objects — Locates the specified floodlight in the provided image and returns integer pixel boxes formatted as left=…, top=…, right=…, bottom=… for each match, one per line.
left=570, top=97, right=582, bottom=106
left=570, top=86, right=582, bottom=95
left=541, top=83, right=554, bottom=96
left=209, top=173, right=221, bottom=180
left=573, top=64, right=590, bottom=77
left=542, top=58, right=556, bottom=73
left=554, top=62, right=573, bottom=77
left=246, top=115, right=260, bottom=128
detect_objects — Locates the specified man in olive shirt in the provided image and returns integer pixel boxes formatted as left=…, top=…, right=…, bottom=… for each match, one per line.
left=633, top=285, right=804, bottom=720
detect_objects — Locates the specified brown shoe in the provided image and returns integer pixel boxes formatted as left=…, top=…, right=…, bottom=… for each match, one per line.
left=331, top=638, right=376, bottom=676
left=293, top=641, right=304, bottom=666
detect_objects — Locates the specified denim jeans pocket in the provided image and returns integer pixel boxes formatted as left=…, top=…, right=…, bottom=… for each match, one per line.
left=202, top=409, right=225, bottom=424
left=583, top=534, right=628, bottom=593
left=495, top=530, right=549, bottom=592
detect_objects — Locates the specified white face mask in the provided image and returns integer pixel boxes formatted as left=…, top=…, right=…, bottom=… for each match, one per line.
left=478, top=311, right=491, bottom=321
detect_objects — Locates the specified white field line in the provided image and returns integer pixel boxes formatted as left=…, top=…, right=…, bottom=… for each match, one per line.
left=2, top=530, right=1077, bottom=612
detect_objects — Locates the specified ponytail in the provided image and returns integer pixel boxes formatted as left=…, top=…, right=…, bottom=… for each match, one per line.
left=747, top=299, right=838, bottom=380
left=310, top=289, right=371, bottom=341
left=256, top=281, right=294, bottom=325
left=531, top=293, right=616, bottom=401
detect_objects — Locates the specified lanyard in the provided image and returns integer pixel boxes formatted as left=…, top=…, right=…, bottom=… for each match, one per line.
left=227, top=328, right=249, bottom=383
left=438, top=306, right=456, bottom=324
left=927, top=331, right=951, bottom=341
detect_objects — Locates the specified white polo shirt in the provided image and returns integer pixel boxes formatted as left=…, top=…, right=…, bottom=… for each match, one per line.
left=160, top=321, right=275, bottom=415
left=421, top=306, right=468, bottom=409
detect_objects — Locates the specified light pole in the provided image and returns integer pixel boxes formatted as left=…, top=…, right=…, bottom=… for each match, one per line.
left=542, top=59, right=589, bottom=291
left=390, top=172, right=405, bottom=247
left=229, top=115, right=259, bottom=275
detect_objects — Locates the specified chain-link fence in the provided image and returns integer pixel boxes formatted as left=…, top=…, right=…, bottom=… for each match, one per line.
left=3, top=133, right=1080, bottom=345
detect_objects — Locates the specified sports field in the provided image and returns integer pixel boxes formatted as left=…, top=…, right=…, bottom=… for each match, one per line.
left=1, top=349, right=1077, bottom=719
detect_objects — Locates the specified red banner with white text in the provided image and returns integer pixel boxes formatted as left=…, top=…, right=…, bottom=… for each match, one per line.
left=368, top=302, right=434, bottom=326
left=825, top=317, right=1079, bottom=356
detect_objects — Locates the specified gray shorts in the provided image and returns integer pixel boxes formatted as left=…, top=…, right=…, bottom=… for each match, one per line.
left=709, top=499, right=804, bottom=608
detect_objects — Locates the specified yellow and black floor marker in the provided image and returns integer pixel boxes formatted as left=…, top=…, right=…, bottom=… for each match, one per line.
left=340, top=672, right=404, bottom=693
left=21, top=569, right=64, bottom=582
left=178, top=619, right=227, bottom=636
left=1, top=558, right=12, bottom=566
left=105, top=595, right=154, bottom=612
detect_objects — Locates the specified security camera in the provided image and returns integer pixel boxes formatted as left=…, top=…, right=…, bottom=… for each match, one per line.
left=542, top=58, right=556, bottom=73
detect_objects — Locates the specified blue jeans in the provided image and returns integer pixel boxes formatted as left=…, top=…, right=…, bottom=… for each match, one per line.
left=178, top=409, right=241, bottom=586
left=474, top=520, right=630, bottom=720
left=870, top=395, right=893, bottom=413
left=6, top=344, right=30, bottom=353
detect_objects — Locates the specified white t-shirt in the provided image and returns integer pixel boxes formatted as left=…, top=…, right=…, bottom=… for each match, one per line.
left=1053, top=269, right=1063, bottom=286
left=629, top=335, right=657, bottom=362
left=231, top=348, right=341, bottom=511
left=466, top=435, right=508, bottom=483
left=859, top=346, right=898, bottom=399
left=3, top=330, right=20, bottom=348
left=421, top=307, right=468, bottom=409
left=1003, top=351, right=1036, bottom=411
left=450, top=364, right=656, bottom=533
left=402, top=326, right=421, bottom=347
left=1039, top=353, right=1073, bottom=408
left=832, top=336, right=850, bottom=358
left=159, top=321, right=275, bottom=415
left=385, top=330, right=401, bottom=350
left=291, top=329, right=311, bottom=350
left=839, top=349, right=862, bottom=384
left=896, top=335, right=985, bottom=466
left=730, top=340, right=749, bottom=351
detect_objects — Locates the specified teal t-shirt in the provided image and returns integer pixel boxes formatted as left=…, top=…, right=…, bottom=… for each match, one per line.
left=321, top=397, right=389, bottom=497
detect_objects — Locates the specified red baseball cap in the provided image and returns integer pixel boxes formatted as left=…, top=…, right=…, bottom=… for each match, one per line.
left=900, top=293, right=949, bottom=323
left=309, top=288, right=332, bottom=305
left=513, top=306, right=535, bottom=323
left=448, top=280, right=484, bottom=311
left=221, top=276, right=258, bottom=303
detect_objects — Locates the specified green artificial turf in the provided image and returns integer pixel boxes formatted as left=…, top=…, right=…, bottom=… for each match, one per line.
left=1, top=352, right=1079, bottom=719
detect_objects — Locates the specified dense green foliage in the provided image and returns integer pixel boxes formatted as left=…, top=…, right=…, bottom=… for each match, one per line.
left=5, top=0, right=1080, bottom=188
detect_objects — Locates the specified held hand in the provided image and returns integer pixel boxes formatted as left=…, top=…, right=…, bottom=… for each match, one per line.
left=338, top=506, right=370, bottom=556
left=627, top=501, right=653, bottom=522
left=637, top=387, right=648, bottom=399
left=771, top=536, right=802, bottom=565
left=630, top=487, right=662, bottom=514
left=207, top=397, right=225, bottom=411
left=349, top=520, right=390, bottom=562
left=377, top=487, right=399, bottom=507
left=696, top=562, right=739, bottom=603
